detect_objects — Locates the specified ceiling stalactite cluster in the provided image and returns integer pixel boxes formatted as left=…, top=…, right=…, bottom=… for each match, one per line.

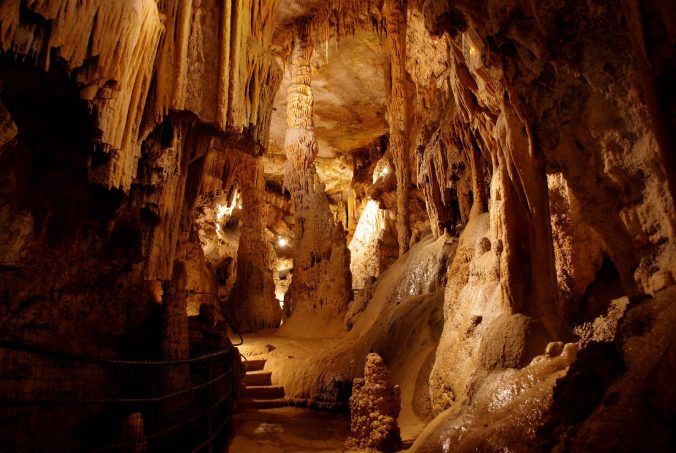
left=0, top=0, right=675, bottom=451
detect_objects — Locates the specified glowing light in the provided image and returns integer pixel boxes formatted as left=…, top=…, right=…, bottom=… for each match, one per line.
left=277, top=237, right=288, bottom=247
left=216, top=204, right=231, bottom=222
left=348, top=200, right=386, bottom=289
left=350, top=200, right=382, bottom=245
left=216, top=192, right=240, bottom=221
left=373, top=161, right=391, bottom=182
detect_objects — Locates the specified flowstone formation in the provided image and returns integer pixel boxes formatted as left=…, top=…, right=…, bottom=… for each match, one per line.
left=345, top=353, right=402, bottom=452
left=280, top=24, right=352, bottom=337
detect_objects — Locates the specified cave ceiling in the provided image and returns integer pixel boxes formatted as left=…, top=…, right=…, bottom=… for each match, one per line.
left=276, top=0, right=327, bottom=26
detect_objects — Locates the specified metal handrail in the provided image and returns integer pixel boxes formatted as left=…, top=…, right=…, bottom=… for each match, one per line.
left=0, top=338, right=233, bottom=366
left=93, top=392, right=232, bottom=452
left=0, top=338, right=238, bottom=452
left=0, top=368, right=230, bottom=406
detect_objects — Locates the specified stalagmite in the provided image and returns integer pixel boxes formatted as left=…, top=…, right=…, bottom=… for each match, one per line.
left=345, top=353, right=402, bottom=451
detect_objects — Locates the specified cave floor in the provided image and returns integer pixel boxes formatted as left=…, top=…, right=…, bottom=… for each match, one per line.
left=229, top=406, right=350, bottom=452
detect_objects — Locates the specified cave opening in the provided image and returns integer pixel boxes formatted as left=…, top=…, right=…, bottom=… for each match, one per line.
left=575, top=257, right=625, bottom=324
left=0, top=1, right=675, bottom=452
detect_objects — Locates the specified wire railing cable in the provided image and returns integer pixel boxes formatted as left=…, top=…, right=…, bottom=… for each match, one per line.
left=0, top=338, right=239, bottom=452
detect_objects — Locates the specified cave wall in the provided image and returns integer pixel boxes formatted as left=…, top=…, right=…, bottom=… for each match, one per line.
left=409, top=0, right=676, bottom=448
left=420, top=0, right=675, bottom=312
left=0, top=0, right=282, bottom=355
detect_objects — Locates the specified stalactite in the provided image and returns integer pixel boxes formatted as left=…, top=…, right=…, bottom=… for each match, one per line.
left=0, top=0, right=282, bottom=190
left=470, top=139, right=488, bottom=217
left=0, top=0, right=163, bottom=190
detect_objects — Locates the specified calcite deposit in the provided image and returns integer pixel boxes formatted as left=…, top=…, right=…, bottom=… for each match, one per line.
left=345, top=353, right=402, bottom=452
left=1, top=0, right=675, bottom=451
left=279, top=24, right=352, bottom=337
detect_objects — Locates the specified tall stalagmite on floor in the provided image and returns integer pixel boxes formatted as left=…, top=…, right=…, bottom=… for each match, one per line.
left=282, top=23, right=351, bottom=337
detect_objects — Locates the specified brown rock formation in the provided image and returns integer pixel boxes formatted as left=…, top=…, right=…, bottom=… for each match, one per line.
left=228, top=152, right=282, bottom=331
left=345, top=353, right=402, bottom=452
left=0, top=0, right=281, bottom=352
left=1, top=0, right=675, bottom=450
left=280, top=24, right=352, bottom=336
left=385, top=0, right=412, bottom=255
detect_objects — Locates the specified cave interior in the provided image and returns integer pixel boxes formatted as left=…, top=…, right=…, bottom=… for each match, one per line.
left=0, top=0, right=675, bottom=452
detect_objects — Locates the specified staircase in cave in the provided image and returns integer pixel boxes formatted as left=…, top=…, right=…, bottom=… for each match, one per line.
left=240, top=358, right=288, bottom=409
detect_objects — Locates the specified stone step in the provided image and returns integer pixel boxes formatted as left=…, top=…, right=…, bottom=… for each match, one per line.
left=243, top=359, right=266, bottom=372
left=242, top=385, right=285, bottom=399
left=244, top=370, right=272, bottom=386
left=239, top=397, right=289, bottom=409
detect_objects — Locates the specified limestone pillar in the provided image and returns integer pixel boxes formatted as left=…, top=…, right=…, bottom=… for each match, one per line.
left=470, top=143, right=488, bottom=217
left=282, top=24, right=351, bottom=335
left=228, top=153, right=282, bottom=331
left=385, top=0, right=411, bottom=255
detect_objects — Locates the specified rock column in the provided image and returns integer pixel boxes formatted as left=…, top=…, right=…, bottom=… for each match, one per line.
left=229, top=153, right=282, bottom=331
left=282, top=24, right=351, bottom=336
left=385, top=0, right=412, bottom=255
left=470, top=142, right=488, bottom=217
